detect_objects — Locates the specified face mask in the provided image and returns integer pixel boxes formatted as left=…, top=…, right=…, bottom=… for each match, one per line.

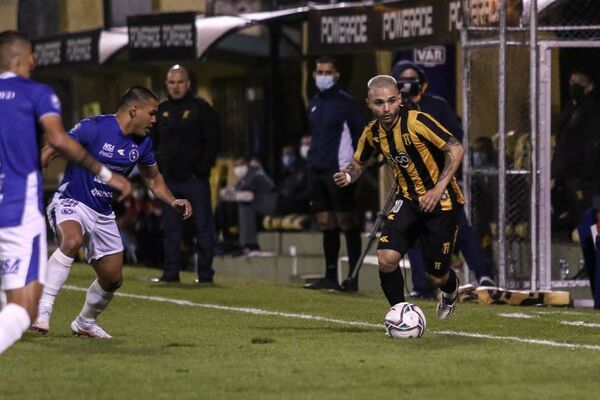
left=234, top=165, right=248, bottom=178
left=472, top=151, right=488, bottom=168
left=570, top=83, right=585, bottom=101
left=300, top=144, right=309, bottom=160
left=396, top=78, right=421, bottom=98
left=315, top=75, right=336, bottom=92
left=281, top=154, right=295, bottom=168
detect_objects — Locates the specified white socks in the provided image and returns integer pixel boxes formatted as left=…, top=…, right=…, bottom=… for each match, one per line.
left=0, top=303, right=31, bottom=354
left=37, top=249, right=74, bottom=323
left=78, top=279, right=113, bottom=323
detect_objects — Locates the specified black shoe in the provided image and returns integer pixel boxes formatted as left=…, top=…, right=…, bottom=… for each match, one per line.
left=478, top=276, right=496, bottom=287
left=150, top=276, right=180, bottom=283
left=303, top=278, right=341, bottom=291
left=341, top=277, right=358, bottom=293
left=195, top=277, right=214, bottom=284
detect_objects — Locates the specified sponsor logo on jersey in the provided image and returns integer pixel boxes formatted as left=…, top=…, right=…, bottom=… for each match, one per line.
left=386, top=152, right=410, bottom=169
left=100, top=142, right=115, bottom=158
left=1, top=258, right=21, bottom=274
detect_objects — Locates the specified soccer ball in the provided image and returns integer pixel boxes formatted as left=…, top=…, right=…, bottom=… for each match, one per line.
left=384, top=302, right=427, bottom=339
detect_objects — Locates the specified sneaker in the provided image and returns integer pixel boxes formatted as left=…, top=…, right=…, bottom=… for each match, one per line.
left=341, top=277, right=358, bottom=293
left=31, top=320, right=50, bottom=335
left=71, top=318, right=112, bottom=339
left=31, top=306, right=52, bottom=334
left=303, top=278, right=341, bottom=291
left=436, top=276, right=459, bottom=321
left=478, top=276, right=496, bottom=287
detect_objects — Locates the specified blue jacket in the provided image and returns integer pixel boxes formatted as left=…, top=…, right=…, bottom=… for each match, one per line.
left=417, top=93, right=463, bottom=142
left=307, top=86, right=366, bottom=172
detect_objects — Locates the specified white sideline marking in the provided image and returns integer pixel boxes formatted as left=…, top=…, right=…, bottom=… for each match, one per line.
left=561, top=320, right=600, bottom=328
left=498, top=312, right=538, bottom=319
left=64, top=285, right=600, bottom=352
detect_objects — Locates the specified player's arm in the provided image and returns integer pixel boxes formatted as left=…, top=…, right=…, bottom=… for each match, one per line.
left=41, top=114, right=132, bottom=199
left=420, top=136, right=464, bottom=212
left=138, top=163, right=192, bottom=219
left=40, top=145, right=57, bottom=168
left=333, top=158, right=365, bottom=188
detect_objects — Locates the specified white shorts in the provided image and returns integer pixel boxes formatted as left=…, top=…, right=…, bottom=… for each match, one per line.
left=47, top=195, right=123, bottom=263
left=0, top=215, right=47, bottom=291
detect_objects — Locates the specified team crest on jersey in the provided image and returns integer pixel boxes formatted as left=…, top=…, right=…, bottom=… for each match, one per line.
left=129, top=148, right=140, bottom=162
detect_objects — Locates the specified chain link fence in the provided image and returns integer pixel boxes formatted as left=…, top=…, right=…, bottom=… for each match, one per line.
left=463, top=0, right=600, bottom=290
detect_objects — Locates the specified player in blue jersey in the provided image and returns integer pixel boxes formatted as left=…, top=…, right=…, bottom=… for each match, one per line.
left=31, top=86, right=192, bottom=338
left=0, top=30, right=131, bottom=354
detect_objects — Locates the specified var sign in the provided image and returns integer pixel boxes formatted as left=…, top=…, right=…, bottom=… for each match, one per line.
left=414, top=46, right=446, bottom=67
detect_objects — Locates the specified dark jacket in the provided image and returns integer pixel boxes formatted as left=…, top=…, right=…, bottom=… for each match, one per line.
left=417, top=94, right=463, bottom=142
left=152, top=91, right=220, bottom=181
left=307, top=86, right=366, bottom=172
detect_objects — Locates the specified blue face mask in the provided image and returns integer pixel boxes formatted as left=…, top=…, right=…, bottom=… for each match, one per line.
left=282, top=154, right=296, bottom=168
left=472, top=151, right=488, bottom=168
left=315, top=75, right=336, bottom=92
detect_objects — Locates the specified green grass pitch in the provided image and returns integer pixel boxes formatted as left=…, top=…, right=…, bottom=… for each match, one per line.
left=2, top=264, right=600, bottom=399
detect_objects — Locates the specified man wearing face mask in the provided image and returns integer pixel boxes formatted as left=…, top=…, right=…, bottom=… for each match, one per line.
left=275, top=145, right=310, bottom=216
left=392, top=60, right=496, bottom=297
left=220, top=157, right=277, bottom=255
left=150, top=65, right=220, bottom=284
left=552, top=70, right=600, bottom=236
left=305, top=56, right=366, bottom=292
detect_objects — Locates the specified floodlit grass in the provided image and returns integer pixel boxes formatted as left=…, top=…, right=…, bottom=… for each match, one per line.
left=2, top=264, right=600, bottom=399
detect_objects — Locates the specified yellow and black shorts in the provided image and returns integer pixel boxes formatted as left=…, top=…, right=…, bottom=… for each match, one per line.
left=377, top=196, right=461, bottom=277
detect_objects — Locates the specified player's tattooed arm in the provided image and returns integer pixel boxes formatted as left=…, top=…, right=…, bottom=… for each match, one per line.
left=438, top=137, right=463, bottom=186
left=333, top=158, right=364, bottom=187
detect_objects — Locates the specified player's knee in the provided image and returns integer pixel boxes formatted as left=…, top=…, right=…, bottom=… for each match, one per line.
left=378, top=253, right=401, bottom=273
left=60, top=235, right=84, bottom=255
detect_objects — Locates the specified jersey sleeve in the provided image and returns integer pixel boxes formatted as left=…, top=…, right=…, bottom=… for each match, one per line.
left=353, top=126, right=376, bottom=163
left=138, top=140, right=157, bottom=166
left=413, top=111, right=454, bottom=150
left=34, top=85, right=62, bottom=120
left=68, top=119, right=97, bottom=147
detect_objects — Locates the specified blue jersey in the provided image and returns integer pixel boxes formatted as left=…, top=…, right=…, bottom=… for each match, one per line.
left=57, top=115, right=156, bottom=215
left=0, top=72, right=62, bottom=228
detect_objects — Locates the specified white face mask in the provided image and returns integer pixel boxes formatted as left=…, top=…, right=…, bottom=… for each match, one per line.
left=300, top=144, right=309, bottom=159
left=315, top=75, right=336, bottom=92
left=233, top=165, right=248, bottom=178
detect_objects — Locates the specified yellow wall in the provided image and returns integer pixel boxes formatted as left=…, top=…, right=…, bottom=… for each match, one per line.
left=60, top=0, right=103, bottom=32
left=155, top=0, right=206, bottom=13
left=0, top=0, right=17, bottom=31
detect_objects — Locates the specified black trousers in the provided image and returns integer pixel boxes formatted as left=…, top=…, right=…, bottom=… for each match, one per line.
left=161, top=175, right=216, bottom=280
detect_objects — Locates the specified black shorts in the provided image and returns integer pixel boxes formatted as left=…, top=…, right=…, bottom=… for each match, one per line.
left=377, top=197, right=461, bottom=277
left=308, top=170, right=356, bottom=213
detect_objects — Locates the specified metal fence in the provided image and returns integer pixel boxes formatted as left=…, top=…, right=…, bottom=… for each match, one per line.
left=462, top=0, right=600, bottom=290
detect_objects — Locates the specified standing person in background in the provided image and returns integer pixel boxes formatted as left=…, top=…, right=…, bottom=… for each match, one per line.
left=32, top=86, right=191, bottom=338
left=0, top=30, right=131, bottom=352
left=392, top=60, right=496, bottom=298
left=151, top=65, right=220, bottom=284
left=304, top=56, right=366, bottom=292
left=334, top=75, right=464, bottom=320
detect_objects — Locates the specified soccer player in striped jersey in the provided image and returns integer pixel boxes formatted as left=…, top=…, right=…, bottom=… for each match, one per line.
left=333, top=75, right=464, bottom=320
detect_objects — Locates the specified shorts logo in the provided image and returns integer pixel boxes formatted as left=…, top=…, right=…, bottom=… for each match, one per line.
left=442, top=242, right=450, bottom=254
left=434, top=261, right=442, bottom=270
left=1, top=258, right=20, bottom=274
left=391, top=199, right=403, bottom=213
left=379, top=235, right=390, bottom=243
left=183, top=110, right=190, bottom=119
left=129, top=149, right=139, bottom=162
left=386, top=152, right=410, bottom=169
left=387, top=213, right=395, bottom=221
left=61, top=208, right=76, bottom=215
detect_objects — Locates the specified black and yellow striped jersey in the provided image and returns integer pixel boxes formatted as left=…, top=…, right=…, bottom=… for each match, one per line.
left=354, top=108, right=464, bottom=211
